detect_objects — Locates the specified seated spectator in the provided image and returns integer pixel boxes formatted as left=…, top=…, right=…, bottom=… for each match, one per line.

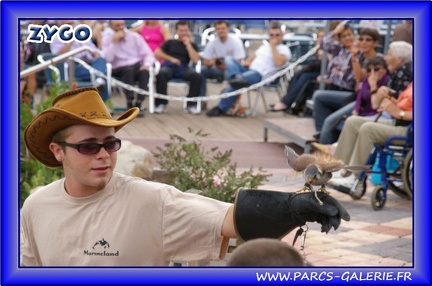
left=206, top=22, right=291, bottom=117
left=78, top=20, right=105, bottom=49
left=50, top=20, right=109, bottom=102
left=153, top=20, right=202, bottom=114
left=23, top=20, right=52, bottom=94
left=20, top=41, right=37, bottom=106
left=312, top=56, right=390, bottom=155
left=102, top=20, right=155, bottom=117
left=130, top=20, right=171, bottom=53
left=352, top=56, right=390, bottom=119
left=199, top=20, right=246, bottom=98
left=371, top=41, right=412, bottom=107
left=328, top=81, right=412, bottom=192
left=313, top=41, right=412, bottom=153
left=313, top=25, right=381, bottom=143
left=269, top=29, right=327, bottom=113
left=392, top=20, right=412, bottom=44
left=227, top=238, right=306, bottom=266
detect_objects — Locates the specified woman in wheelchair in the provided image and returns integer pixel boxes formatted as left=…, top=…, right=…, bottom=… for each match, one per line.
left=326, top=82, right=412, bottom=193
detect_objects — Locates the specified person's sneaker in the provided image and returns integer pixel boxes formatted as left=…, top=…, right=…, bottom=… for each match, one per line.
left=327, top=174, right=357, bottom=189
left=137, top=109, right=145, bottom=118
left=154, top=104, right=166, bottom=114
left=206, top=107, right=223, bottom=117
left=229, top=75, right=250, bottom=90
left=185, top=106, right=201, bottom=115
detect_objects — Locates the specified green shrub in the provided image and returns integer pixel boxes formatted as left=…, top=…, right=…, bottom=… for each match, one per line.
left=20, top=78, right=68, bottom=207
left=153, top=129, right=271, bottom=202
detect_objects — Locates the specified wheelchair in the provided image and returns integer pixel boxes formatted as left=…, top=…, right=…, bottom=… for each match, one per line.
left=334, top=124, right=413, bottom=210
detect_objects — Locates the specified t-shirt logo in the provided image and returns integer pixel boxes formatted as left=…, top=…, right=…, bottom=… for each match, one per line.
left=92, top=238, right=110, bottom=250
left=84, top=238, right=119, bottom=257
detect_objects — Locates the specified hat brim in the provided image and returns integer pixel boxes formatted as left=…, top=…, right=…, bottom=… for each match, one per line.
left=24, top=107, right=139, bottom=168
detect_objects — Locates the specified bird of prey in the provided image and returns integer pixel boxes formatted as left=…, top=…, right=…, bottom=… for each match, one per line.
left=285, top=146, right=369, bottom=204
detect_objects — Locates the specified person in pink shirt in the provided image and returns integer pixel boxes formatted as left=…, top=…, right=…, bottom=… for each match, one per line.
left=130, top=20, right=171, bottom=53
left=103, top=20, right=155, bottom=116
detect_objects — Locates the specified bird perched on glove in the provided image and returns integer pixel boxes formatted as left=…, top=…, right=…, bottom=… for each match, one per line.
left=285, top=146, right=370, bottom=204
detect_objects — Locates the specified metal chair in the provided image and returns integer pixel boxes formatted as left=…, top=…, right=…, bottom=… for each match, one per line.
left=37, top=53, right=112, bottom=99
left=150, top=61, right=202, bottom=114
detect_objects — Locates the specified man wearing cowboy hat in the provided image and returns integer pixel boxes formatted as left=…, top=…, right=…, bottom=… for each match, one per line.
left=21, top=87, right=350, bottom=266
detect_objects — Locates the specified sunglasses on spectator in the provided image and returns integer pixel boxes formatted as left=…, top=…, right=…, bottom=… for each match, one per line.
left=359, top=37, right=373, bottom=42
left=366, top=67, right=382, bottom=72
left=56, top=139, right=122, bottom=155
left=269, top=33, right=281, bottom=37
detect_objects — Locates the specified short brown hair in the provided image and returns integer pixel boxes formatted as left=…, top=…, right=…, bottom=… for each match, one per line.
left=227, top=238, right=305, bottom=266
left=359, top=27, right=380, bottom=42
left=175, top=20, right=189, bottom=30
left=214, top=20, right=229, bottom=27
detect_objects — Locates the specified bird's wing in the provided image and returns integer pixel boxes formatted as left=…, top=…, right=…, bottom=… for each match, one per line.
left=312, top=151, right=372, bottom=173
left=285, top=146, right=317, bottom=172
left=320, top=160, right=345, bottom=172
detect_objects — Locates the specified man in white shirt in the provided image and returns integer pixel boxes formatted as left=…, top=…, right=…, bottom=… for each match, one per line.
left=206, top=22, right=291, bottom=117
left=199, top=20, right=246, bottom=97
left=102, top=20, right=155, bottom=116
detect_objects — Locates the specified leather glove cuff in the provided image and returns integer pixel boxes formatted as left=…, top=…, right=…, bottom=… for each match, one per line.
left=233, top=188, right=304, bottom=241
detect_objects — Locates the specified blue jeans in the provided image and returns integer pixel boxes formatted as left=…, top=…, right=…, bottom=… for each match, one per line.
left=224, top=56, right=248, bottom=79
left=319, top=101, right=355, bottom=144
left=282, top=69, right=319, bottom=107
left=313, top=90, right=355, bottom=132
left=75, top=57, right=109, bottom=101
left=200, top=66, right=225, bottom=97
left=217, top=58, right=262, bottom=112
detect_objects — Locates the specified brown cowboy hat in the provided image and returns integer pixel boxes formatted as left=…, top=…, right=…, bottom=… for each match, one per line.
left=24, top=87, right=139, bottom=168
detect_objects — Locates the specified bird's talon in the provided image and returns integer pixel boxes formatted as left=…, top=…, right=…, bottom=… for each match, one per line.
left=319, top=186, right=330, bottom=194
left=296, top=186, right=312, bottom=193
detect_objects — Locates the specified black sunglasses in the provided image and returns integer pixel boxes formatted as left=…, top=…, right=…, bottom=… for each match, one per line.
left=366, top=67, right=381, bottom=73
left=56, top=139, right=122, bottom=155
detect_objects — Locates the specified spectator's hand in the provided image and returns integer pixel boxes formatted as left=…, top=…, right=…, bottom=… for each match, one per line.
left=350, top=43, right=360, bottom=58
left=140, top=65, right=150, bottom=71
left=113, top=30, right=125, bottom=44
left=367, top=69, right=379, bottom=88
left=182, top=35, right=191, bottom=47
left=378, top=97, right=398, bottom=115
left=215, top=58, right=226, bottom=70
left=269, top=37, right=279, bottom=47
left=374, top=86, right=390, bottom=105
left=169, top=58, right=181, bottom=65
left=332, top=23, right=346, bottom=37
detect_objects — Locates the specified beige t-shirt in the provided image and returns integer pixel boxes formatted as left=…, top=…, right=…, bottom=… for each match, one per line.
left=21, top=172, right=232, bottom=266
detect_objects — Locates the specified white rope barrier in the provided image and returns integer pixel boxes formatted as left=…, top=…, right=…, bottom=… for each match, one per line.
left=77, top=43, right=320, bottom=106
left=73, top=19, right=356, bottom=111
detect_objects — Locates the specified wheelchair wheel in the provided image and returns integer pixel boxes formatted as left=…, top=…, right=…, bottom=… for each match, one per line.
left=388, top=181, right=410, bottom=199
left=350, top=175, right=367, bottom=200
left=371, top=186, right=386, bottom=210
left=387, top=162, right=411, bottom=199
left=402, top=149, right=413, bottom=199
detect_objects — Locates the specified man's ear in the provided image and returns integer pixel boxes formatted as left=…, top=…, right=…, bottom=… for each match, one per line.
left=49, top=142, right=64, bottom=162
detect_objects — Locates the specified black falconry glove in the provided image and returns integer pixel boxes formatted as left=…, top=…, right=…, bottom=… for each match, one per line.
left=233, top=188, right=351, bottom=241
